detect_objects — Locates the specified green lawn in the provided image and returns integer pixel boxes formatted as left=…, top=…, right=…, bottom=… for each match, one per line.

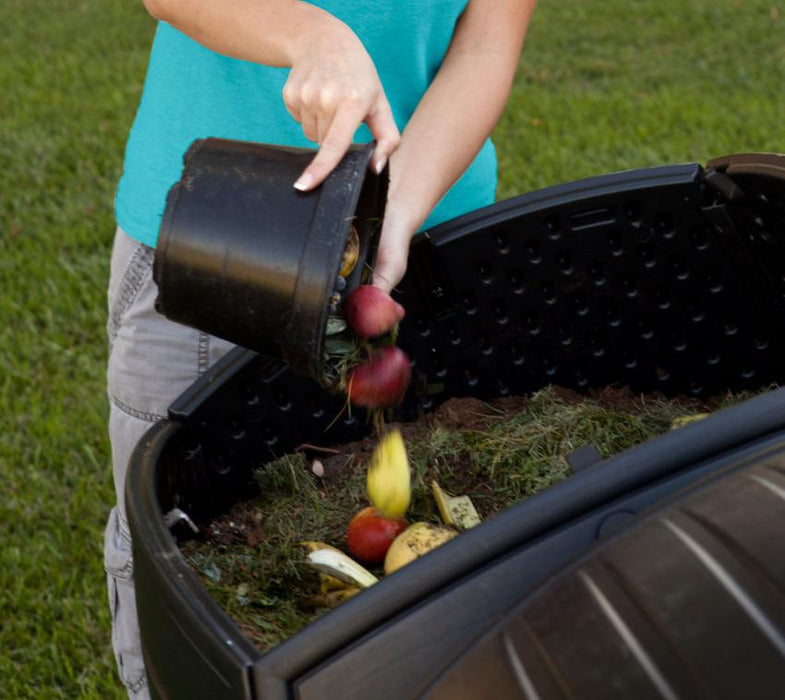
left=1, top=0, right=783, bottom=696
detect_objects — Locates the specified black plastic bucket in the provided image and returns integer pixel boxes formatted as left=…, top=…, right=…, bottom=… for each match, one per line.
left=153, top=138, right=388, bottom=383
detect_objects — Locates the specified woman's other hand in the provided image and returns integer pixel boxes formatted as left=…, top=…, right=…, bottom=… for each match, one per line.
left=284, top=15, right=400, bottom=191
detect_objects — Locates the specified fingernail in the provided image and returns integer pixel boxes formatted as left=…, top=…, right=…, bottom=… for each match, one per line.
left=373, top=156, right=387, bottom=175
left=294, top=173, right=313, bottom=191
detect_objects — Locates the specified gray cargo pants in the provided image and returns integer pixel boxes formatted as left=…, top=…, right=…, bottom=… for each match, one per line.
left=104, top=227, right=233, bottom=698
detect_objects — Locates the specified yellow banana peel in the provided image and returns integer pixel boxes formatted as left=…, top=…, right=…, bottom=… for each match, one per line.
left=298, top=541, right=352, bottom=591
left=384, top=522, right=458, bottom=575
left=670, top=413, right=711, bottom=430
left=367, top=428, right=411, bottom=519
left=301, top=586, right=361, bottom=610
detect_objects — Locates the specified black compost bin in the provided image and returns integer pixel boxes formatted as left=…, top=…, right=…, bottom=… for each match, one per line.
left=127, top=153, right=785, bottom=699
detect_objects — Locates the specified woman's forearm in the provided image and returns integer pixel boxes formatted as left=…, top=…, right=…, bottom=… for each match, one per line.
left=386, top=0, right=536, bottom=232
left=141, top=0, right=337, bottom=66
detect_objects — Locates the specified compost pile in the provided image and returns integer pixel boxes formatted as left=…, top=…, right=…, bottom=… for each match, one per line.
left=181, top=384, right=750, bottom=653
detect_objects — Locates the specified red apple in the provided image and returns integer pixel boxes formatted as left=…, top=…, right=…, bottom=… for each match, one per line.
left=346, top=346, right=412, bottom=408
left=346, top=506, right=408, bottom=566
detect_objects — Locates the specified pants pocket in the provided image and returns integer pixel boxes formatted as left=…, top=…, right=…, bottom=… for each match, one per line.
left=107, top=228, right=155, bottom=350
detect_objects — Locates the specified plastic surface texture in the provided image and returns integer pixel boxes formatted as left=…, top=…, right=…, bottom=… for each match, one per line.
left=126, top=154, right=785, bottom=699
left=422, top=456, right=785, bottom=700
left=153, top=138, right=387, bottom=382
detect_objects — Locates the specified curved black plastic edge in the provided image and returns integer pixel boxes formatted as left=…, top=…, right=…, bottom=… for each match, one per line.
left=418, top=445, right=785, bottom=699
left=291, top=141, right=382, bottom=379
left=426, top=162, right=702, bottom=244
left=127, top=420, right=261, bottom=700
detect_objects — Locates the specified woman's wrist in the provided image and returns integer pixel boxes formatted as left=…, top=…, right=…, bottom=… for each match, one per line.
left=283, top=2, right=358, bottom=65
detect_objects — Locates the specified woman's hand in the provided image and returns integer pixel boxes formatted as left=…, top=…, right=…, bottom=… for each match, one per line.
left=284, top=16, right=401, bottom=191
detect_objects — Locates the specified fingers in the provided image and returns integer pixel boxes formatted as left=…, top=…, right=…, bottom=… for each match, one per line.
left=371, top=244, right=409, bottom=294
left=365, top=100, right=401, bottom=175
left=285, top=78, right=401, bottom=191
left=295, top=99, right=365, bottom=190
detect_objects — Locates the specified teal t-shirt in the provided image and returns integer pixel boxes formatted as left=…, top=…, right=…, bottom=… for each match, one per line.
left=115, top=1, right=497, bottom=247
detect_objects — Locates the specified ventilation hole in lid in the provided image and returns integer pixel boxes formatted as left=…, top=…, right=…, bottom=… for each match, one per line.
left=606, top=307, right=622, bottom=328
left=340, top=413, right=358, bottom=428
left=431, top=353, right=448, bottom=378
left=226, top=415, right=246, bottom=441
left=274, top=389, right=292, bottom=411
left=241, top=381, right=260, bottom=402
left=526, top=240, right=542, bottom=264
left=705, top=269, right=723, bottom=294
left=672, top=258, right=690, bottom=281
left=462, top=293, right=477, bottom=315
left=543, top=214, right=561, bottom=240
left=495, top=231, right=510, bottom=254
left=210, top=455, right=232, bottom=476
left=706, top=352, right=721, bottom=366
left=753, top=335, right=770, bottom=351
left=510, top=342, right=525, bottom=366
left=740, top=365, right=755, bottom=380
left=541, top=281, right=557, bottom=305
left=723, top=319, right=739, bottom=336
left=589, top=261, right=606, bottom=286
left=260, top=421, right=279, bottom=446
left=625, top=201, right=643, bottom=228
left=653, top=286, right=671, bottom=310
left=621, top=276, right=639, bottom=298
left=478, top=260, right=494, bottom=285
left=493, top=301, right=509, bottom=325
left=414, top=316, right=431, bottom=337
left=526, top=315, right=542, bottom=336
left=637, top=317, right=654, bottom=340
left=509, top=269, right=526, bottom=294
left=656, top=213, right=676, bottom=239
left=448, top=326, right=462, bottom=346
left=640, top=326, right=654, bottom=341
left=672, top=335, right=687, bottom=352
left=557, top=251, right=574, bottom=275
left=572, top=292, right=589, bottom=317
left=479, top=336, right=494, bottom=356
left=691, top=226, right=710, bottom=250
left=607, top=230, right=624, bottom=256
left=638, top=243, right=656, bottom=268
left=309, top=400, right=324, bottom=419
left=558, top=327, right=573, bottom=347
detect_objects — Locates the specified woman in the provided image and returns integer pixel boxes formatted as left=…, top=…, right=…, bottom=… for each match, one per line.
left=105, top=1, right=536, bottom=696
